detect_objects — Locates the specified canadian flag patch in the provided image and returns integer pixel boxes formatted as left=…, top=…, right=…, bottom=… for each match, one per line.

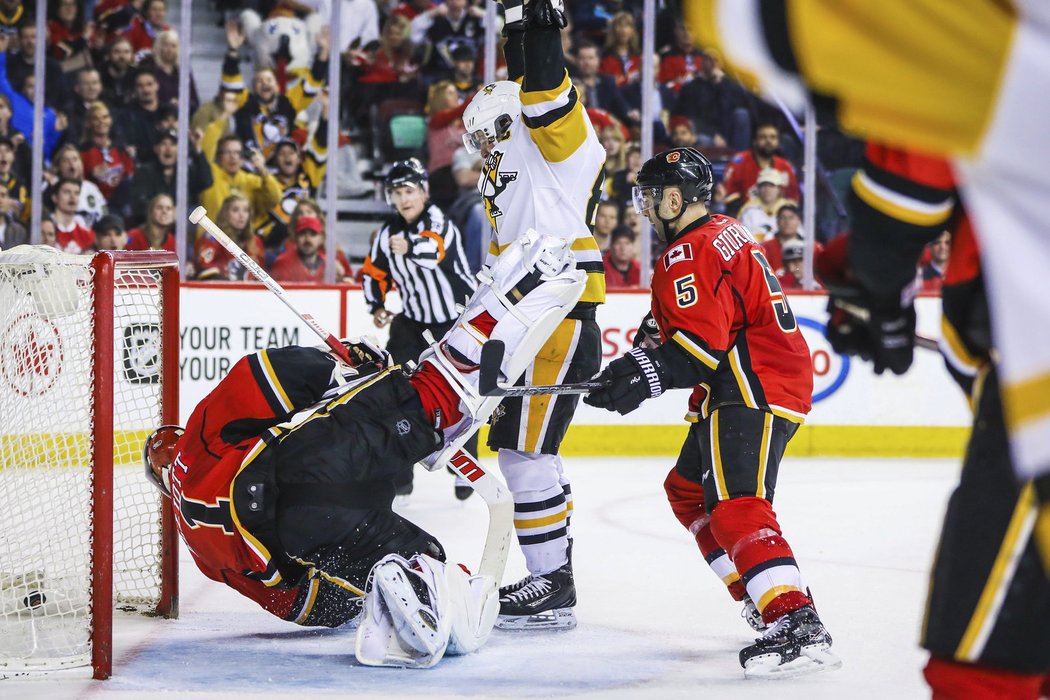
left=663, top=242, right=693, bottom=270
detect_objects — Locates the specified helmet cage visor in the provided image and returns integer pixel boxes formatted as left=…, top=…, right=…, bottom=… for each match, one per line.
left=143, top=425, right=185, bottom=496
left=632, top=185, right=664, bottom=216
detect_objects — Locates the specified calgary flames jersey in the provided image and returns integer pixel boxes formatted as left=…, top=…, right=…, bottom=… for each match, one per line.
left=480, top=73, right=607, bottom=304
left=650, top=214, right=813, bottom=421
left=169, top=346, right=349, bottom=620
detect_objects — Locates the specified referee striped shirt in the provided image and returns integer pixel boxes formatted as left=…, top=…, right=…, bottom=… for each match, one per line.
left=361, top=204, right=477, bottom=325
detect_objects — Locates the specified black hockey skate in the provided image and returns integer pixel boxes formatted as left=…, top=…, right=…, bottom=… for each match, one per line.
left=739, top=605, right=841, bottom=679
left=496, top=563, right=576, bottom=630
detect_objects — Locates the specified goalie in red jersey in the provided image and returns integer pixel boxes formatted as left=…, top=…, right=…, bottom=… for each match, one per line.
left=585, top=147, right=839, bottom=679
left=143, top=231, right=588, bottom=668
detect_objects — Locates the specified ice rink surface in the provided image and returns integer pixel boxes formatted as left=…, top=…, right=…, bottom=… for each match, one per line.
left=4, top=455, right=959, bottom=699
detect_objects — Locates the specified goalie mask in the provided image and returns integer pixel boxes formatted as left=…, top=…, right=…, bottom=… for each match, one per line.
left=143, top=425, right=185, bottom=496
left=462, top=81, right=521, bottom=155
left=633, top=147, right=714, bottom=242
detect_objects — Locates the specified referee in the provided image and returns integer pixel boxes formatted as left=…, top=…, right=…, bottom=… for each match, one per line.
left=362, top=158, right=478, bottom=499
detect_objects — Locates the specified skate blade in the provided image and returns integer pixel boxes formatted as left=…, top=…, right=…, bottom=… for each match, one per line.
left=743, top=644, right=842, bottom=680
left=495, top=608, right=576, bottom=631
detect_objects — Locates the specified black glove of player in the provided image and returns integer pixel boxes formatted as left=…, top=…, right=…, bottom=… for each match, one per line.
left=498, top=0, right=525, bottom=32
left=339, top=336, right=391, bottom=370
left=584, top=348, right=668, bottom=415
left=826, top=294, right=916, bottom=376
left=632, top=311, right=661, bottom=349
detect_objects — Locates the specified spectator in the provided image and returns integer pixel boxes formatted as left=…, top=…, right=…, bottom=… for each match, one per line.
left=669, top=115, right=699, bottom=148
left=270, top=214, right=350, bottom=283
left=199, top=134, right=283, bottom=234
left=0, top=94, right=25, bottom=177
left=95, top=0, right=138, bottom=46
left=46, top=144, right=107, bottom=227
left=425, top=79, right=466, bottom=209
left=79, top=102, right=136, bottom=215
left=445, top=144, right=486, bottom=273
left=0, top=0, right=25, bottom=36
left=392, top=0, right=435, bottom=21
left=761, top=203, right=821, bottom=274
left=7, top=22, right=67, bottom=110
left=0, top=182, right=26, bottom=248
left=593, top=200, right=619, bottom=252
left=600, top=124, right=628, bottom=189
left=142, top=30, right=199, bottom=112
left=123, top=68, right=165, bottom=160
left=65, top=68, right=109, bottom=145
left=446, top=44, right=481, bottom=101
left=738, top=168, right=796, bottom=242
left=572, top=38, right=632, bottom=125
left=263, top=114, right=329, bottom=252
left=658, top=20, right=704, bottom=94
left=922, top=230, right=951, bottom=292
left=776, top=239, right=807, bottom=291
left=191, top=88, right=239, bottom=136
left=620, top=53, right=673, bottom=145
left=350, top=14, right=422, bottom=113
left=99, top=36, right=138, bottom=108
left=603, top=226, right=640, bottom=288
left=127, top=193, right=175, bottom=251
left=0, top=135, right=25, bottom=219
left=122, top=0, right=170, bottom=54
left=94, top=213, right=128, bottom=251
left=0, top=45, right=63, bottom=159
left=194, top=193, right=264, bottom=280
left=39, top=216, right=58, bottom=248
left=607, top=142, right=641, bottom=210
left=600, top=12, right=641, bottom=87
left=128, top=127, right=212, bottom=225
left=721, top=122, right=801, bottom=213
left=674, top=55, right=753, bottom=153
left=411, top=0, right=484, bottom=81
left=47, top=0, right=94, bottom=71
left=48, top=177, right=95, bottom=254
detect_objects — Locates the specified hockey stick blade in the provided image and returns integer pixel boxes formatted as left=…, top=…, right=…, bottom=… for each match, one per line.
left=478, top=340, right=607, bottom=397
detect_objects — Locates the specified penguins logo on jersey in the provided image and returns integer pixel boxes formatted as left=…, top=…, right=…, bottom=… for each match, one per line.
left=480, top=150, right=518, bottom=225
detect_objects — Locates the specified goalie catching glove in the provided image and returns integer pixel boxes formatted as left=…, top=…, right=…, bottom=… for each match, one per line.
left=584, top=347, right=669, bottom=415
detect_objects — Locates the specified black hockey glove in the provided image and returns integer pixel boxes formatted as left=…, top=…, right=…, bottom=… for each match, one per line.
left=340, top=336, right=391, bottom=370
left=584, top=348, right=668, bottom=415
left=825, top=291, right=916, bottom=376
left=498, top=0, right=525, bottom=32
left=632, top=311, right=661, bottom=349
left=524, top=0, right=567, bottom=29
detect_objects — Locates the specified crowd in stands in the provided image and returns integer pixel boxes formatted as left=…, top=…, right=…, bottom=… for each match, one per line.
left=0, top=0, right=945, bottom=292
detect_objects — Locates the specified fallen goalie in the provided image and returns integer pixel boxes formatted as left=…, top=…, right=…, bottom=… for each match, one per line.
left=144, top=231, right=585, bottom=668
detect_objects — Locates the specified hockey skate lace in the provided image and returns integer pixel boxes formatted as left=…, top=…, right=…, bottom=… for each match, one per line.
left=503, top=576, right=551, bottom=603
left=759, top=612, right=793, bottom=641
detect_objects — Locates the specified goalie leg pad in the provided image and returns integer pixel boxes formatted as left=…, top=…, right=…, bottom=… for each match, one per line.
left=355, top=553, right=451, bottom=669
left=419, top=231, right=585, bottom=470
left=444, top=565, right=499, bottom=656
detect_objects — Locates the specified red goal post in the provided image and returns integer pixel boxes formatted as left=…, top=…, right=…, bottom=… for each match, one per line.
left=0, top=248, right=180, bottom=680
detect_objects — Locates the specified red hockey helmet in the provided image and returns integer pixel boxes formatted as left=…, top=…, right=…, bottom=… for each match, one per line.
left=143, top=425, right=184, bottom=496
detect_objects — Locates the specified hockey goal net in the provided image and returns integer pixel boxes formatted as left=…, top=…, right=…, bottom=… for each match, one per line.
left=0, top=247, right=179, bottom=680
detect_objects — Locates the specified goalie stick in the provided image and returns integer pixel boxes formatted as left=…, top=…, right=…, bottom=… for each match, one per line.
left=187, top=206, right=513, bottom=583
left=478, top=340, right=608, bottom=397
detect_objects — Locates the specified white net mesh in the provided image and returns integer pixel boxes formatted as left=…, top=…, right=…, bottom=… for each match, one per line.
left=0, top=247, right=171, bottom=672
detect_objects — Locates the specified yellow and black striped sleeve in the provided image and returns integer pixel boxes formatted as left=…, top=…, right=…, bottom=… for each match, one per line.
left=521, top=24, right=588, bottom=163
left=302, top=117, right=329, bottom=191
left=220, top=51, right=249, bottom=108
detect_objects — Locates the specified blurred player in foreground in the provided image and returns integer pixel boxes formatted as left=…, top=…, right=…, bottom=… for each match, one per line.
left=144, top=231, right=585, bottom=668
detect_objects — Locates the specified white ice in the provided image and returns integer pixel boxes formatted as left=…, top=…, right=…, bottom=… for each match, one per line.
left=3, top=456, right=957, bottom=699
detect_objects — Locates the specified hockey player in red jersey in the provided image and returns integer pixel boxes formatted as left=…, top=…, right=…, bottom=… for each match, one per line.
left=585, top=147, right=839, bottom=679
left=144, top=231, right=588, bottom=668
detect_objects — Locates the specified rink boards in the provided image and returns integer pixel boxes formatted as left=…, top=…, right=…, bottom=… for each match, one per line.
left=177, top=284, right=970, bottom=457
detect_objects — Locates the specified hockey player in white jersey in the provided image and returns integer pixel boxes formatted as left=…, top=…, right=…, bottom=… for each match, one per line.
left=461, top=0, right=606, bottom=630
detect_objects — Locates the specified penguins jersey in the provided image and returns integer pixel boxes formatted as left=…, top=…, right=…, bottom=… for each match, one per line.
left=480, top=72, right=608, bottom=304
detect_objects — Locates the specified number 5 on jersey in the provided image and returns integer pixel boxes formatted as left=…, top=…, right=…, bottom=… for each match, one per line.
left=674, top=274, right=698, bottom=308
left=751, top=250, right=797, bottom=333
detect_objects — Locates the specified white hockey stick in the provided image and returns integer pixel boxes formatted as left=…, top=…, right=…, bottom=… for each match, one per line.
left=188, top=205, right=513, bottom=583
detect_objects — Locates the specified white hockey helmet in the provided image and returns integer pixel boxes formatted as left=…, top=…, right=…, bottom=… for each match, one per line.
left=462, top=81, right=522, bottom=154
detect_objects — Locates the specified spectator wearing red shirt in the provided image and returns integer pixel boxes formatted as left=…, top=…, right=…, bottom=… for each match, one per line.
left=270, top=215, right=350, bottom=283
left=599, top=12, right=641, bottom=87
left=122, top=0, right=171, bottom=54
left=603, top=227, right=640, bottom=289
left=47, top=0, right=94, bottom=64
left=127, top=193, right=176, bottom=252
left=658, top=21, right=704, bottom=94
left=776, top=239, right=806, bottom=291
left=720, top=123, right=800, bottom=212
left=761, top=203, right=822, bottom=275
left=392, top=0, right=435, bottom=21
left=79, top=102, right=135, bottom=212
left=194, top=193, right=264, bottom=280
left=48, top=177, right=95, bottom=254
